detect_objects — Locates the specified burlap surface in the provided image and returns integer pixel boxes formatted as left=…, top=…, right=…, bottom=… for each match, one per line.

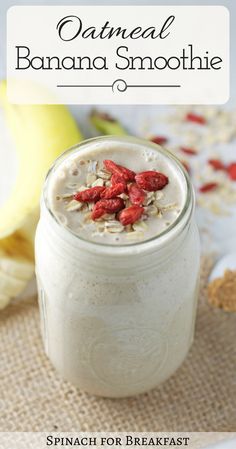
left=0, top=257, right=235, bottom=432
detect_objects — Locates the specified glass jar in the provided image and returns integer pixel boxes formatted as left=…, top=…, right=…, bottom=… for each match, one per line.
left=35, top=136, right=200, bottom=398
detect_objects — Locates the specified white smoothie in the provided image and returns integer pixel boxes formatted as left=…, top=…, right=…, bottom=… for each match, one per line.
left=35, top=136, right=200, bottom=397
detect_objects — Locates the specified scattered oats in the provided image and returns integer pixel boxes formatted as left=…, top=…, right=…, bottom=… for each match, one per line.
left=165, top=221, right=171, bottom=227
left=96, top=169, right=111, bottom=180
left=88, top=160, right=98, bottom=173
left=86, top=173, right=97, bottom=185
left=104, top=221, right=124, bottom=233
left=204, top=106, right=219, bottom=119
left=160, top=203, right=177, bottom=211
left=92, top=178, right=104, bottom=187
left=157, top=209, right=163, bottom=218
left=105, top=180, right=112, bottom=187
left=77, top=185, right=88, bottom=192
left=94, top=213, right=116, bottom=222
left=119, top=193, right=129, bottom=200
left=204, top=132, right=217, bottom=146
left=125, top=200, right=132, bottom=208
left=216, top=127, right=235, bottom=143
left=209, top=203, right=231, bottom=216
left=144, top=205, right=158, bottom=216
left=155, top=191, right=164, bottom=201
left=183, top=130, right=200, bottom=146
left=83, top=212, right=92, bottom=224
left=61, top=193, right=74, bottom=199
left=133, top=221, right=148, bottom=232
left=69, top=162, right=79, bottom=176
left=143, top=192, right=155, bottom=205
left=125, top=224, right=133, bottom=232
left=197, top=196, right=208, bottom=207
left=96, top=222, right=105, bottom=233
left=65, top=200, right=83, bottom=211
left=79, top=160, right=86, bottom=166
left=104, top=213, right=116, bottom=221
left=56, top=195, right=61, bottom=201
left=88, top=203, right=94, bottom=211
left=81, top=204, right=89, bottom=212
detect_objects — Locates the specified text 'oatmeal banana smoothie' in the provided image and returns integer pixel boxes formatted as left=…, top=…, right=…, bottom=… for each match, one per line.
left=35, top=136, right=200, bottom=397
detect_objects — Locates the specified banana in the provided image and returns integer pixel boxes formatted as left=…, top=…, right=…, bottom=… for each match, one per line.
left=0, top=80, right=83, bottom=239
left=0, top=293, right=10, bottom=310
left=90, top=109, right=127, bottom=136
left=0, top=254, right=34, bottom=280
left=0, top=254, right=34, bottom=309
left=0, top=80, right=84, bottom=308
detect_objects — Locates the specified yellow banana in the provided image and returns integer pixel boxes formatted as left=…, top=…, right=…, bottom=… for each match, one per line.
left=0, top=80, right=83, bottom=238
left=0, top=80, right=84, bottom=308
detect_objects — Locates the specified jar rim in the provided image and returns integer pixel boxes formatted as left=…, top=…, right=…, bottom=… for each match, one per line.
left=42, top=135, right=194, bottom=255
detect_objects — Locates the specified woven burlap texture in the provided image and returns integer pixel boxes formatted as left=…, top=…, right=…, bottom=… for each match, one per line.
left=0, top=257, right=235, bottom=432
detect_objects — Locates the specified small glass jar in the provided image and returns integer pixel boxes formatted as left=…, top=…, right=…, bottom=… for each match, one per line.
left=35, top=136, right=200, bottom=398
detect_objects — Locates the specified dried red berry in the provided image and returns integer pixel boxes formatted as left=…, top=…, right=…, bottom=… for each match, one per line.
left=91, top=198, right=125, bottom=220
left=208, top=159, right=226, bottom=171
left=104, top=160, right=136, bottom=182
left=111, top=173, right=127, bottom=187
left=91, top=207, right=106, bottom=220
left=227, top=162, right=236, bottom=180
left=128, top=183, right=146, bottom=206
left=185, top=112, right=206, bottom=125
left=150, top=136, right=168, bottom=146
left=135, top=171, right=168, bottom=192
left=118, top=205, right=144, bottom=226
left=199, top=182, right=219, bottom=193
left=74, top=186, right=105, bottom=203
left=180, top=147, right=197, bottom=156
left=101, top=183, right=126, bottom=199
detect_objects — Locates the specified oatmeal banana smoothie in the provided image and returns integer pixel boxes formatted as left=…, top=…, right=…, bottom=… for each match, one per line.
left=35, top=136, right=200, bottom=397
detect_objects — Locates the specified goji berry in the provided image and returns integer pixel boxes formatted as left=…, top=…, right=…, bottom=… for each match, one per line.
left=91, top=207, right=106, bottom=220
left=135, top=171, right=168, bottom=191
left=118, top=205, right=144, bottom=226
left=101, top=183, right=126, bottom=199
left=91, top=198, right=125, bottom=220
left=227, top=162, right=236, bottom=180
left=150, top=136, right=168, bottom=146
left=111, top=173, right=127, bottom=187
left=104, top=160, right=136, bottom=182
left=180, top=147, right=197, bottom=156
left=199, top=182, right=219, bottom=193
left=74, top=186, right=105, bottom=202
left=208, top=159, right=226, bottom=171
left=128, top=183, right=146, bottom=206
left=185, top=112, right=206, bottom=125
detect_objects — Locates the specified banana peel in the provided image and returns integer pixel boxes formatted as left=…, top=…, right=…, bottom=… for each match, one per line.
left=0, top=80, right=84, bottom=308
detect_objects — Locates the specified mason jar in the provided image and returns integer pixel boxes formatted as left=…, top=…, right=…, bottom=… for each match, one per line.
left=35, top=136, right=200, bottom=398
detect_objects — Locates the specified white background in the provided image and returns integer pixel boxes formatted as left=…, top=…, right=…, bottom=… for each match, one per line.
left=6, top=5, right=229, bottom=104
